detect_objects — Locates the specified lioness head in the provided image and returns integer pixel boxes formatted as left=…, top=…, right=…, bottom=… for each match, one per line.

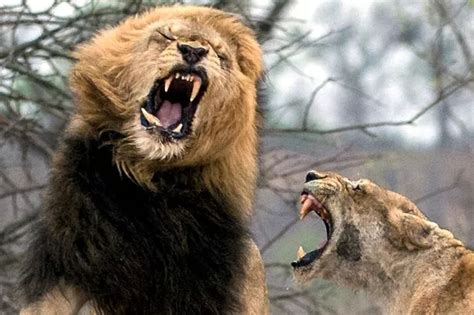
left=70, top=6, right=262, bottom=166
left=292, top=170, right=449, bottom=286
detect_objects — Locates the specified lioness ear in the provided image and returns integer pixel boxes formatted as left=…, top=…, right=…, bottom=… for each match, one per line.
left=400, top=214, right=434, bottom=250
left=388, top=213, right=435, bottom=250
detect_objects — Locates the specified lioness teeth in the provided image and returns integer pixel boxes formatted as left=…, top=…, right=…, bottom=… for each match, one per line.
left=173, top=123, right=183, bottom=133
left=300, top=193, right=327, bottom=221
left=300, top=198, right=314, bottom=220
left=164, top=76, right=173, bottom=92
left=190, top=76, right=202, bottom=102
left=297, top=246, right=306, bottom=259
left=141, top=108, right=162, bottom=127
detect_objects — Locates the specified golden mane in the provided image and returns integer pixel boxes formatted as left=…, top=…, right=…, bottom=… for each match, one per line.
left=68, top=6, right=263, bottom=218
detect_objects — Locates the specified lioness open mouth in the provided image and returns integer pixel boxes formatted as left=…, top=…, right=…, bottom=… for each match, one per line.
left=141, top=66, right=208, bottom=139
left=291, top=190, right=334, bottom=269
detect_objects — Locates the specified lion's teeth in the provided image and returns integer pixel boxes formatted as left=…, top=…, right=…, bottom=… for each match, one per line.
left=175, top=73, right=180, bottom=79
left=164, top=76, right=173, bottom=92
left=141, top=108, right=162, bottom=127
left=190, top=76, right=202, bottom=102
left=297, top=246, right=306, bottom=259
left=173, top=123, right=183, bottom=133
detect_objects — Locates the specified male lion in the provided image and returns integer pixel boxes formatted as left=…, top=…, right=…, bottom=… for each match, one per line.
left=18, top=6, right=268, bottom=315
left=292, top=170, right=474, bottom=314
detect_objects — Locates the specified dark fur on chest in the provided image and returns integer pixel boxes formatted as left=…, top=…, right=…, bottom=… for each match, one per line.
left=19, top=136, right=248, bottom=314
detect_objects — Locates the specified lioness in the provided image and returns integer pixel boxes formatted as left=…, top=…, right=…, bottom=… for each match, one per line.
left=292, top=170, right=474, bottom=314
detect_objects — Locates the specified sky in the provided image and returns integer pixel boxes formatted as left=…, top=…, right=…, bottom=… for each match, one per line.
left=3, top=0, right=473, bottom=146
left=263, top=0, right=473, bottom=147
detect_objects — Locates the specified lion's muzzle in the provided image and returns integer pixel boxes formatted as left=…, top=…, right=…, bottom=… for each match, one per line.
left=141, top=65, right=209, bottom=140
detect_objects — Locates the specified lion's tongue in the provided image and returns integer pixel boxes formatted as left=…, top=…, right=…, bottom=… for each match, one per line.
left=157, top=100, right=182, bottom=128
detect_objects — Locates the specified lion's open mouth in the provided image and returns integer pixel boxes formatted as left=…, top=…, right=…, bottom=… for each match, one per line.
left=140, top=66, right=208, bottom=139
left=291, top=191, right=334, bottom=269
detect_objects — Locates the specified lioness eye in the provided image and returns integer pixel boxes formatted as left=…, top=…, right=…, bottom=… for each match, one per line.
left=350, top=180, right=363, bottom=191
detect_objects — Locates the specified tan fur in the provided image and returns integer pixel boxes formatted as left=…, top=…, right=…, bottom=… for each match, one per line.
left=240, top=240, right=270, bottom=314
left=294, top=171, right=474, bottom=314
left=21, top=5, right=267, bottom=314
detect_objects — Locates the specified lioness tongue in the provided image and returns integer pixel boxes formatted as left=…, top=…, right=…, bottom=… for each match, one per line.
left=157, top=100, right=182, bottom=128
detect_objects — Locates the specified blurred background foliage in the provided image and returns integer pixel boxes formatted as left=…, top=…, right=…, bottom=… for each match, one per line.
left=0, top=0, right=472, bottom=314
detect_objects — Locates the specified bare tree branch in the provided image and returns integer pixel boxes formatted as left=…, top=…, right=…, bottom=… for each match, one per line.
left=415, top=170, right=464, bottom=204
left=265, top=80, right=465, bottom=135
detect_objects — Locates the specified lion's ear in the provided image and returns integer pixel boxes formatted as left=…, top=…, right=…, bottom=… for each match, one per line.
left=236, top=39, right=263, bottom=82
left=388, top=212, right=435, bottom=251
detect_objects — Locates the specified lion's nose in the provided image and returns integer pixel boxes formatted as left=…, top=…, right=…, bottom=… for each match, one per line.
left=305, top=171, right=325, bottom=182
left=177, top=43, right=209, bottom=64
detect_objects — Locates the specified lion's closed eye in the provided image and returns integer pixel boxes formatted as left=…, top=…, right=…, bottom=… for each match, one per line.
left=157, top=29, right=176, bottom=41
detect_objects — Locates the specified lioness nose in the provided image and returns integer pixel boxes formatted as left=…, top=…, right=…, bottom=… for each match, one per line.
left=305, top=171, right=324, bottom=182
left=178, top=43, right=209, bottom=64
